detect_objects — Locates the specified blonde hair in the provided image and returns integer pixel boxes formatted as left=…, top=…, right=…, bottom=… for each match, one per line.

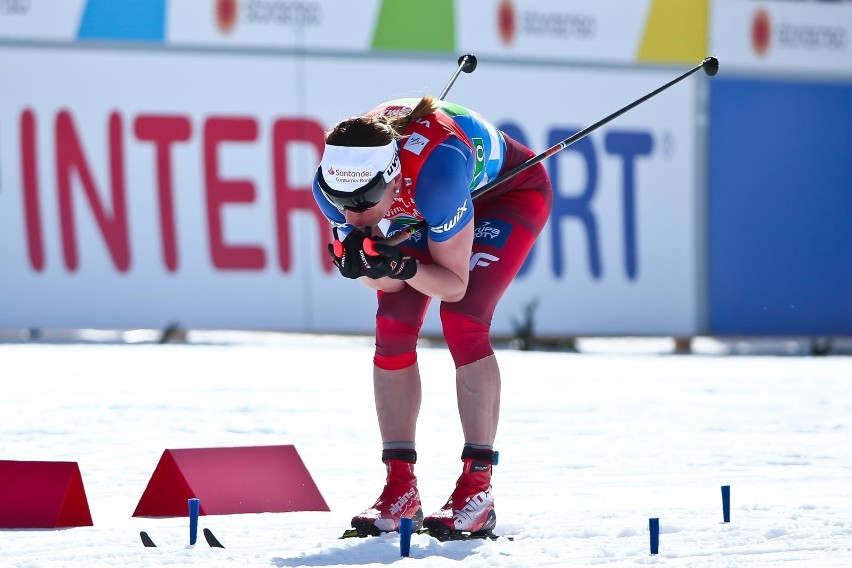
left=325, top=96, right=440, bottom=147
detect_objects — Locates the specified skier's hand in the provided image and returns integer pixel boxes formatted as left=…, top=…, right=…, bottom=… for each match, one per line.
left=327, top=227, right=390, bottom=280
left=369, top=243, right=418, bottom=280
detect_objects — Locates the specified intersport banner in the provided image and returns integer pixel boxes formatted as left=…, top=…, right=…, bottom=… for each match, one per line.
left=0, top=48, right=701, bottom=336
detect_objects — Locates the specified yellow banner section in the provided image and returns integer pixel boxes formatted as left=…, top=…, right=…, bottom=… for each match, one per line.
left=638, top=0, right=709, bottom=64
left=455, top=1, right=709, bottom=67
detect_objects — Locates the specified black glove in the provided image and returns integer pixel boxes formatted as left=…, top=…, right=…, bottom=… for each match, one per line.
left=370, top=243, right=418, bottom=280
left=327, top=227, right=387, bottom=279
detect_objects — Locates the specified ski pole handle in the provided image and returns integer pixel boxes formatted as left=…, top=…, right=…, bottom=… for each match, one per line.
left=363, top=237, right=378, bottom=256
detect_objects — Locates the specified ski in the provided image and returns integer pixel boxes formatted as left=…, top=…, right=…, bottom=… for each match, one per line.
left=140, top=531, right=157, bottom=547
left=424, top=528, right=512, bottom=542
left=203, top=528, right=225, bottom=548
left=139, top=528, right=225, bottom=548
left=339, top=527, right=512, bottom=542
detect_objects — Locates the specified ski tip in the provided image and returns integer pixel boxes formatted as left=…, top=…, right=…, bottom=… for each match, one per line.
left=140, top=531, right=157, bottom=548
left=203, top=527, right=225, bottom=548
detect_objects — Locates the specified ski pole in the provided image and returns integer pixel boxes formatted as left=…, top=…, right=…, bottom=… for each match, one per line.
left=382, top=56, right=719, bottom=247
left=438, top=54, right=478, bottom=101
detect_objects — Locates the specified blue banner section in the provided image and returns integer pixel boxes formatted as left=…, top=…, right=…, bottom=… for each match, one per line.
left=78, top=0, right=165, bottom=42
left=708, top=78, right=852, bottom=334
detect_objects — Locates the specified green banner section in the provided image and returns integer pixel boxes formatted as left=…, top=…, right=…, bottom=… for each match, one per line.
left=371, top=0, right=455, bottom=52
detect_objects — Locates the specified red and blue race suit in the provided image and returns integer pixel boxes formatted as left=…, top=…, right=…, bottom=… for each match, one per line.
left=312, top=99, right=552, bottom=370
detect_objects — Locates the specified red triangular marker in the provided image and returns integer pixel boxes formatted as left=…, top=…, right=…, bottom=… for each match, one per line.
left=133, top=445, right=328, bottom=517
left=0, top=461, right=93, bottom=528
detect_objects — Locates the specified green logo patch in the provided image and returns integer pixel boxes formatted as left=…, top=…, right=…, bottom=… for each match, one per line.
left=471, top=137, right=485, bottom=188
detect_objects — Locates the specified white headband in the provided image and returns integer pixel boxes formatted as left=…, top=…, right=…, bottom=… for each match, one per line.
left=320, top=141, right=400, bottom=192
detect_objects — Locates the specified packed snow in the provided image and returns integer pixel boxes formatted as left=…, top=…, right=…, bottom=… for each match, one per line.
left=1, top=333, right=851, bottom=567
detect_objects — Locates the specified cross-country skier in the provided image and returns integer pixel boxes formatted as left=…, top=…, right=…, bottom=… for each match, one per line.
left=312, top=96, right=552, bottom=539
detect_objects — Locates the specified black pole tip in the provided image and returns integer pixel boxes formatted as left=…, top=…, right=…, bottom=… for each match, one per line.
left=702, top=56, right=719, bottom=77
left=459, top=53, right=478, bottom=73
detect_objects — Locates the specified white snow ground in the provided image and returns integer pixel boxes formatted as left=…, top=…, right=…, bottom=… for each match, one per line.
left=1, top=333, right=851, bottom=567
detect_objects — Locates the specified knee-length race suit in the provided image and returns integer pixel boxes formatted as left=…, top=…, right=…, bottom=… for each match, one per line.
left=312, top=98, right=553, bottom=369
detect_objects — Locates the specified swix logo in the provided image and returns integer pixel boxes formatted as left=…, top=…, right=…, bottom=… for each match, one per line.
left=430, top=199, right=468, bottom=234
left=415, top=118, right=431, bottom=128
left=470, top=252, right=499, bottom=271
left=453, top=486, right=493, bottom=530
left=389, top=487, right=418, bottom=516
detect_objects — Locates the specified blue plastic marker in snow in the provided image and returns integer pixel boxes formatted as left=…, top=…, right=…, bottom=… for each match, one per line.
left=722, top=485, right=731, bottom=523
left=189, top=498, right=200, bottom=545
left=399, top=517, right=413, bottom=557
left=649, top=518, right=660, bottom=554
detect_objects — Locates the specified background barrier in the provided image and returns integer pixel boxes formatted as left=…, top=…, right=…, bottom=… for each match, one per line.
left=1, top=0, right=849, bottom=338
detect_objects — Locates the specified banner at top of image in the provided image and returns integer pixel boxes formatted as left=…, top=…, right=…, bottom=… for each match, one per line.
left=711, top=0, right=852, bottom=78
left=457, top=0, right=708, bottom=66
left=1, top=0, right=709, bottom=67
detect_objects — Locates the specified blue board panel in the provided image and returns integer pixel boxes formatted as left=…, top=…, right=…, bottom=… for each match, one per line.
left=708, top=78, right=852, bottom=335
left=77, top=0, right=165, bottom=42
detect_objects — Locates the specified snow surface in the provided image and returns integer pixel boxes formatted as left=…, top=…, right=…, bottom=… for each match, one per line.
left=1, top=334, right=851, bottom=567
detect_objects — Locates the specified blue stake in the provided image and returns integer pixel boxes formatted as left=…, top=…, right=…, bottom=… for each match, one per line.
left=188, top=498, right=200, bottom=545
left=722, top=485, right=731, bottom=523
left=399, top=517, right=413, bottom=557
left=649, top=518, right=659, bottom=555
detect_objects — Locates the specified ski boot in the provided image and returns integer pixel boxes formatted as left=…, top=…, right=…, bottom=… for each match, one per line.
left=350, top=450, right=423, bottom=537
left=423, top=448, right=498, bottom=541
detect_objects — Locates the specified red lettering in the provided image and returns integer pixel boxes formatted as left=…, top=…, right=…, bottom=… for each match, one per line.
left=133, top=115, right=192, bottom=272
left=56, top=110, right=130, bottom=272
left=21, top=109, right=44, bottom=271
left=271, top=118, right=331, bottom=272
left=203, top=117, right=264, bottom=270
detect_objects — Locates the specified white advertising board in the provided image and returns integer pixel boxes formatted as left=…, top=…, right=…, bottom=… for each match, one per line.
left=167, top=0, right=380, bottom=52
left=0, top=48, right=701, bottom=336
left=438, top=63, right=701, bottom=336
left=0, top=0, right=84, bottom=40
left=457, top=0, right=650, bottom=65
left=711, top=0, right=852, bottom=77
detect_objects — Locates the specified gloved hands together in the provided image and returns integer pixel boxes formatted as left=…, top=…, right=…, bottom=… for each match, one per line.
left=369, top=243, right=418, bottom=280
left=327, top=227, right=383, bottom=279
left=328, top=227, right=417, bottom=281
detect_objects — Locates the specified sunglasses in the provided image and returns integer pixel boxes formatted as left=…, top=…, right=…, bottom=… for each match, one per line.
left=317, top=167, right=391, bottom=212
